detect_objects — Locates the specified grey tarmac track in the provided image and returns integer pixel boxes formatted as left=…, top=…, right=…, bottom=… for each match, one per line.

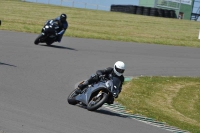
left=0, top=30, right=200, bottom=133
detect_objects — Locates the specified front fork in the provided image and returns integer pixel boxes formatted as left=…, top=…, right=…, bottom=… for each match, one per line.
left=96, top=90, right=103, bottom=98
left=95, top=90, right=109, bottom=100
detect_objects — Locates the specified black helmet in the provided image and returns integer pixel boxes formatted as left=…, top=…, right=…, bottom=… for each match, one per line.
left=60, top=13, right=67, bottom=22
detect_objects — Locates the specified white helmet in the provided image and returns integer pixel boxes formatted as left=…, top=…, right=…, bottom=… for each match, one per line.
left=113, top=61, right=125, bottom=76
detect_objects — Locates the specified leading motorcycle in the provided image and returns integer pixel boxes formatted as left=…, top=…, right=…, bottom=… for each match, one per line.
left=34, top=19, right=59, bottom=45
left=68, top=75, right=120, bottom=111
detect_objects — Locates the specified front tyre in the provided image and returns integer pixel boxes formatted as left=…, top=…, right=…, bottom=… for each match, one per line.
left=67, top=88, right=79, bottom=105
left=87, top=92, right=108, bottom=111
left=34, top=34, right=43, bottom=45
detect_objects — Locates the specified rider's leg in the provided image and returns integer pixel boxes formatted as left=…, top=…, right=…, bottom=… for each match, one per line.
left=78, top=80, right=89, bottom=90
left=75, top=80, right=89, bottom=94
left=55, top=34, right=63, bottom=43
left=75, top=74, right=99, bottom=94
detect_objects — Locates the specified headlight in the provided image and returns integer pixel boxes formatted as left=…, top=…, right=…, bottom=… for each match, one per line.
left=45, top=25, right=49, bottom=28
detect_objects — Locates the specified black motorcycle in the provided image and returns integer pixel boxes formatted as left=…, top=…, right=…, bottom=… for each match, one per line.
left=68, top=76, right=120, bottom=111
left=34, top=19, right=59, bottom=45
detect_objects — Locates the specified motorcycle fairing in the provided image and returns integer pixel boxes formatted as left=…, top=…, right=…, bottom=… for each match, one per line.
left=75, top=82, right=108, bottom=105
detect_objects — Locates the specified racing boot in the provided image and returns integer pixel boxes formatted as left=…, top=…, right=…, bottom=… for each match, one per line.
left=75, top=81, right=88, bottom=94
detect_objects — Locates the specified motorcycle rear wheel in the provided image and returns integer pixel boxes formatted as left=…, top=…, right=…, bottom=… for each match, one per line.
left=34, top=34, right=43, bottom=45
left=68, top=88, right=79, bottom=105
left=87, top=92, right=108, bottom=111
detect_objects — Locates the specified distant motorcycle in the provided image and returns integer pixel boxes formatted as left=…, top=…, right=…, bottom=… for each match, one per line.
left=34, top=19, right=59, bottom=45
left=68, top=75, right=120, bottom=111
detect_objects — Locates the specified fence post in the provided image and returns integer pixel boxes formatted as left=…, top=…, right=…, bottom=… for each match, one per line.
left=198, top=30, right=200, bottom=40
left=60, top=0, right=63, bottom=6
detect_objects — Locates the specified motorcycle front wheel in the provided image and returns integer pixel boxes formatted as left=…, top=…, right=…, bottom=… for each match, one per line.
left=67, top=88, right=79, bottom=105
left=87, top=92, right=108, bottom=111
left=34, top=34, right=43, bottom=45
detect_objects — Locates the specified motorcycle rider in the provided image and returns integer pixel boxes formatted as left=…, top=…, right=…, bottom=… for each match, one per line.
left=52, top=13, right=68, bottom=43
left=75, top=61, right=125, bottom=104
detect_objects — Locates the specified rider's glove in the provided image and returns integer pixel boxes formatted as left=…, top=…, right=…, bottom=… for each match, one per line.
left=90, top=74, right=99, bottom=81
left=98, top=75, right=104, bottom=78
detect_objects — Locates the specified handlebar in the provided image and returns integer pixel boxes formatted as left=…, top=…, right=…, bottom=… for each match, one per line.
left=99, top=75, right=109, bottom=82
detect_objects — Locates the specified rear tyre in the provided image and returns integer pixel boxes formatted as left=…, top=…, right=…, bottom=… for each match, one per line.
left=68, top=88, right=79, bottom=105
left=87, top=92, right=108, bottom=111
left=34, top=34, right=43, bottom=45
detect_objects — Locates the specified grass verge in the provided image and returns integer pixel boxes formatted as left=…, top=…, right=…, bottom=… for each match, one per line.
left=0, top=0, right=200, bottom=47
left=117, top=76, right=200, bottom=133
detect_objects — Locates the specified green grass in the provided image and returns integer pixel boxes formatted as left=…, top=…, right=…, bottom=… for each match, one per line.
left=1, top=0, right=200, bottom=47
left=1, top=1, right=200, bottom=132
left=117, top=76, right=200, bottom=133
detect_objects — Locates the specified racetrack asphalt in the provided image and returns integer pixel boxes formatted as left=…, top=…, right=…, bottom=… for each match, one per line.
left=0, top=30, right=200, bottom=133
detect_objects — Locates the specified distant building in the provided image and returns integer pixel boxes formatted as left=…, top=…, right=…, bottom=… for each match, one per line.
left=139, top=0, right=199, bottom=21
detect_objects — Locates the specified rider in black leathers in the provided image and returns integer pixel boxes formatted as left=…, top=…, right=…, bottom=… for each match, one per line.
left=52, top=13, right=68, bottom=43
left=75, top=61, right=125, bottom=104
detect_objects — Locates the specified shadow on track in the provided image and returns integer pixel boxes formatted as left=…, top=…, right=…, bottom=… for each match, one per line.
left=75, top=104, right=128, bottom=118
left=40, top=44, right=77, bottom=51
left=0, top=62, right=16, bottom=67
left=95, top=109, right=128, bottom=118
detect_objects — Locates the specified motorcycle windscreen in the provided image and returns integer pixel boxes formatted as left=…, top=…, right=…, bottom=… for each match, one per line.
left=112, top=76, right=121, bottom=90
